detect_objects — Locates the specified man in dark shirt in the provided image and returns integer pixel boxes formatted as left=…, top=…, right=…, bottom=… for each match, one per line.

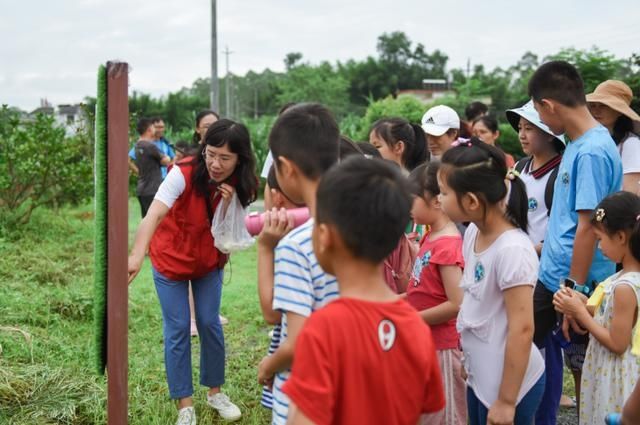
left=133, top=117, right=170, bottom=217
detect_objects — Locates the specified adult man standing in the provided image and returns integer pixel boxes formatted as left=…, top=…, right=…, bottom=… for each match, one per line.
left=132, top=117, right=170, bottom=218
left=151, top=117, right=175, bottom=178
left=129, top=117, right=175, bottom=180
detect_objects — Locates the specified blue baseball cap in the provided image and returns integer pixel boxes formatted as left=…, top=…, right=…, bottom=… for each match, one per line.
left=506, top=100, right=565, bottom=147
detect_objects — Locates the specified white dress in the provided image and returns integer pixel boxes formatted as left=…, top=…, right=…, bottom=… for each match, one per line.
left=580, top=271, right=640, bottom=424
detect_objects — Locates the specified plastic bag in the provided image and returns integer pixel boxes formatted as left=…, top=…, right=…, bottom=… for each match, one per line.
left=211, top=192, right=255, bottom=253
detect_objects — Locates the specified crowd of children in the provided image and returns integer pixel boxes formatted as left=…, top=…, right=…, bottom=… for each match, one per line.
left=129, top=59, right=640, bottom=425
left=252, top=60, right=640, bottom=425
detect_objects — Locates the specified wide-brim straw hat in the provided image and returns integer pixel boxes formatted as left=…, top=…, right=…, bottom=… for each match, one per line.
left=586, top=80, right=640, bottom=122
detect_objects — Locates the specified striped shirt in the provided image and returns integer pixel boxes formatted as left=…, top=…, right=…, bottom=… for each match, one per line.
left=260, top=324, right=281, bottom=409
left=270, top=219, right=339, bottom=424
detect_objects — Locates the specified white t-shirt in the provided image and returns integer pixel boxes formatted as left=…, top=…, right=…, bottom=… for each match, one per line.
left=619, top=133, right=640, bottom=174
left=154, top=165, right=186, bottom=208
left=519, top=161, right=553, bottom=245
left=457, top=224, right=544, bottom=408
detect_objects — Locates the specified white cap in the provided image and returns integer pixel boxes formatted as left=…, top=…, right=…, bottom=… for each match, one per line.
left=421, top=105, right=460, bottom=136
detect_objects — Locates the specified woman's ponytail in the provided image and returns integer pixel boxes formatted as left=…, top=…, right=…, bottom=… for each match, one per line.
left=406, top=123, right=429, bottom=170
left=505, top=171, right=529, bottom=233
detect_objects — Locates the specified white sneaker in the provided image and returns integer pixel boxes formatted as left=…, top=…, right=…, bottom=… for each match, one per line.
left=219, top=314, right=229, bottom=326
left=207, top=392, right=241, bottom=422
left=176, top=406, right=196, bottom=425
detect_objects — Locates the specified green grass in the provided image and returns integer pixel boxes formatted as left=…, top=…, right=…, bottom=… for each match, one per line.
left=0, top=199, right=271, bottom=424
left=0, top=198, right=579, bottom=424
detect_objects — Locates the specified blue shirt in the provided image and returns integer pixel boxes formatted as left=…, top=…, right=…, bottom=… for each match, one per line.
left=129, top=138, right=175, bottom=179
left=539, top=125, right=622, bottom=292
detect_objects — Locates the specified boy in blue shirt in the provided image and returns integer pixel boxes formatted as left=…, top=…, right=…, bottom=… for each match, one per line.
left=255, top=103, right=340, bottom=425
left=528, top=61, right=623, bottom=424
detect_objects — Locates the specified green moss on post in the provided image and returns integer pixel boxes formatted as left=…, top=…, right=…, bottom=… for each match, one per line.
left=93, top=64, right=108, bottom=375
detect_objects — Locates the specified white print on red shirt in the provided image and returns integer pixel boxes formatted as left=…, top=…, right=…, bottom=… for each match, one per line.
left=378, top=319, right=396, bottom=351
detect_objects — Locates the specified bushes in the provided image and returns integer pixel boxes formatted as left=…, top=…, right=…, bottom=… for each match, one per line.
left=0, top=107, right=93, bottom=229
left=339, top=95, right=525, bottom=157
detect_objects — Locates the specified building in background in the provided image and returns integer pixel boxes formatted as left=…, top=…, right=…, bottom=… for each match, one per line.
left=29, top=99, right=88, bottom=136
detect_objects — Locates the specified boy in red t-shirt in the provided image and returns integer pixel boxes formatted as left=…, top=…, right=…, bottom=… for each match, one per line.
left=282, top=156, right=445, bottom=425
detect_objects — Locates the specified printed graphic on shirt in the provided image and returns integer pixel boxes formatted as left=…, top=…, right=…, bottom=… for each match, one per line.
left=411, top=250, right=432, bottom=283
left=561, top=171, right=570, bottom=185
left=528, top=197, right=538, bottom=212
left=378, top=319, right=396, bottom=351
left=474, top=262, right=485, bottom=282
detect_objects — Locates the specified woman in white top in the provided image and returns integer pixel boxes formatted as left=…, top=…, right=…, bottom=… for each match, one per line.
left=439, top=137, right=545, bottom=425
left=587, top=80, right=640, bottom=193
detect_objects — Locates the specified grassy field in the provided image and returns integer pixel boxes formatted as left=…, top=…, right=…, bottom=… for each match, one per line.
left=0, top=199, right=578, bottom=424
left=0, top=199, right=271, bottom=424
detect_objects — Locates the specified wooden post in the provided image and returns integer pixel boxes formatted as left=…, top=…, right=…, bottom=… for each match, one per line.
left=106, top=61, right=129, bottom=425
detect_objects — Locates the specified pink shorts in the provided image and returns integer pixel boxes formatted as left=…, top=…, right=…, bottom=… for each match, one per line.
left=421, top=348, right=467, bottom=425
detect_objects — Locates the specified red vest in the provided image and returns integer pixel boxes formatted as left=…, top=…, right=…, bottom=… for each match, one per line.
left=150, top=163, right=227, bottom=281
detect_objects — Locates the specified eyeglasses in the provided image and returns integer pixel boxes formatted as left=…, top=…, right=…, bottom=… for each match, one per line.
left=202, top=149, right=234, bottom=164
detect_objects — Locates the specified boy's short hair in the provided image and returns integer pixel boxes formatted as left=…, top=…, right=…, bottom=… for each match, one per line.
left=269, top=103, right=340, bottom=179
left=465, top=101, right=488, bottom=121
left=528, top=61, right=586, bottom=107
left=316, top=156, right=411, bottom=263
left=137, top=117, right=154, bottom=136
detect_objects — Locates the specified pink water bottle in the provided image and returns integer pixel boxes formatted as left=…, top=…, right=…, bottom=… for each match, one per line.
left=245, top=207, right=310, bottom=236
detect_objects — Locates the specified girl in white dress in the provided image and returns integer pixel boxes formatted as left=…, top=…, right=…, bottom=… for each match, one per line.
left=553, top=191, right=640, bottom=424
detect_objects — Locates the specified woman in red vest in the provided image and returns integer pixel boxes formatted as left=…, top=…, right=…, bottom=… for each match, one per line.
left=128, top=119, right=257, bottom=425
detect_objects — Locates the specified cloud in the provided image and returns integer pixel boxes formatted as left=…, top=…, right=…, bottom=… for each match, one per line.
left=1, top=0, right=639, bottom=110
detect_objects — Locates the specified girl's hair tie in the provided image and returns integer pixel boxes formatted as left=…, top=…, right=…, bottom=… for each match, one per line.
left=505, top=169, right=520, bottom=181
left=451, top=139, right=472, bottom=148
left=595, top=208, right=606, bottom=222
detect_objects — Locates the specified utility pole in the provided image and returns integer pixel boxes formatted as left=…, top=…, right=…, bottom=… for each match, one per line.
left=223, top=45, right=233, bottom=118
left=254, top=87, right=258, bottom=119
left=210, top=0, right=219, bottom=112
left=466, top=57, right=471, bottom=79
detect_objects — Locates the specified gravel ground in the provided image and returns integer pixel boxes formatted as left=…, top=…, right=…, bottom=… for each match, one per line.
left=557, top=406, right=578, bottom=424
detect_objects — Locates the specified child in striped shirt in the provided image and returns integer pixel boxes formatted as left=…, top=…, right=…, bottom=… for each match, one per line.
left=256, top=103, right=341, bottom=425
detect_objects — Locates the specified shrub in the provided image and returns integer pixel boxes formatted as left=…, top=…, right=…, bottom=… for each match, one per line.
left=0, top=106, right=93, bottom=228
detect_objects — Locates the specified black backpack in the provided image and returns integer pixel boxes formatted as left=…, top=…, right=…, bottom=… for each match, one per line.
left=515, top=157, right=560, bottom=216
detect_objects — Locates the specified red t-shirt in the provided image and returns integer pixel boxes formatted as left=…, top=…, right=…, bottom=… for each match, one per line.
left=407, top=233, right=464, bottom=350
left=282, top=298, right=444, bottom=425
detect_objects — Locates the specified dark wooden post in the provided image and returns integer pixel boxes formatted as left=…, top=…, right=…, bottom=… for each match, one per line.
left=106, top=61, right=129, bottom=425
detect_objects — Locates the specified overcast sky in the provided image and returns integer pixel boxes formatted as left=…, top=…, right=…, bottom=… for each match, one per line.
left=2, top=0, right=639, bottom=111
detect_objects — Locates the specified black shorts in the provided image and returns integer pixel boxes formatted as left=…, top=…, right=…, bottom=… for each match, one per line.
left=563, top=331, right=589, bottom=372
left=533, top=280, right=560, bottom=348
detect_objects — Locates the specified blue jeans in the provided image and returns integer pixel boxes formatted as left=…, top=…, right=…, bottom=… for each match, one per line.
left=535, top=333, right=563, bottom=424
left=468, top=374, right=546, bottom=425
left=153, top=267, right=225, bottom=399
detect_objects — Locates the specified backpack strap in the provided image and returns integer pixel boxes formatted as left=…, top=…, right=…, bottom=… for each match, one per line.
left=544, top=165, right=560, bottom=215
left=514, top=157, right=530, bottom=174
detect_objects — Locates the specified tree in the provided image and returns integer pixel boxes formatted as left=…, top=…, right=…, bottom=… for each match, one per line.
left=276, top=61, right=350, bottom=117
left=284, top=52, right=303, bottom=71
left=546, top=47, right=628, bottom=93
left=0, top=107, right=93, bottom=227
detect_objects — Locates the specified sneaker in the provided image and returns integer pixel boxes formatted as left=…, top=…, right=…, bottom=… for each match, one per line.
left=190, top=320, right=198, bottom=337
left=219, top=315, right=229, bottom=326
left=560, top=394, right=576, bottom=408
left=176, top=406, right=196, bottom=425
left=207, top=392, right=241, bottom=422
